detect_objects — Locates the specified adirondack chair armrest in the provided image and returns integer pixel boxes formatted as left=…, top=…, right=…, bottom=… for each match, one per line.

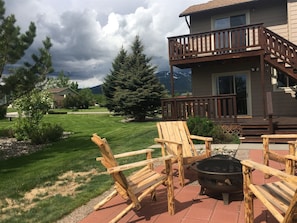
left=285, top=154, right=297, bottom=161
left=113, top=148, right=154, bottom=159
left=189, top=135, right=213, bottom=142
left=96, top=148, right=155, bottom=161
left=107, top=155, right=174, bottom=174
left=241, top=159, right=297, bottom=183
left=154, top=138, right=182, bottom=145
left=261, top=134, right=297, bottom=139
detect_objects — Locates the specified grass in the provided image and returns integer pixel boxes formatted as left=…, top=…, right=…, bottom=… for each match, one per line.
left=7, top=106, right=109, bottom=113
left=0, top=113, right=160, bottom=223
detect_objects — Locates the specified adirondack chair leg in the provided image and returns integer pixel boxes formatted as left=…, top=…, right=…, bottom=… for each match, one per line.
left=177, top=144, right=185, bottom=187
left=165, top=159, right=175, bottom=215
left=110, top=202, right=135, bottom=223
left=242, top=165, right=254, bottom=223
left=263, top=137, right=271, bottom=179
left=287, top=142, right=296, bottom=175
left=94, top=189, right=118, bottom=210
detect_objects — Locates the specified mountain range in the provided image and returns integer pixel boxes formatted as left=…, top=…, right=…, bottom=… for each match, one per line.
left=90, top=70, right=192, bottom=95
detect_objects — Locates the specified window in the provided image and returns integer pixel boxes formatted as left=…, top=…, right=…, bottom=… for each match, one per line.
left=214, top=14, right=247, bottom=51
left=214, top=14, right=246, bottom=30
left=272, top=69, right=297, bottom=89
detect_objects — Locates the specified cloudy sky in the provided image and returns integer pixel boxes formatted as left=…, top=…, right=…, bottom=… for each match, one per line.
left=4, top=0, right=207, bottom=88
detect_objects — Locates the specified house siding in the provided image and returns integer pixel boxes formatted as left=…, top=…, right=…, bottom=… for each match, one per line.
left=190, top=1, right=289, bottom=41
left=190, top=15, right=210, bottom=33
left=191, top=57, right=297, bottom=117
left=250, top=0, right=288, bottom=40
left=192, top=58, right=264, bottom=116
left=288, top=0, right=297, bottom=44
left=182, top=0, right=297, bottom=118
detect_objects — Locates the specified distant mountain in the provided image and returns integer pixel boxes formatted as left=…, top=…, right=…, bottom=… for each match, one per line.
left=89, top=85, right=102, bottom=94
left=156, top=70, right=192, bottom=94
left=89, top=70, right=192, bottom=95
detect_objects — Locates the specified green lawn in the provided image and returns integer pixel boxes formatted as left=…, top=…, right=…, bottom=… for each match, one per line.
left=0, top=114, right=160, bottom=223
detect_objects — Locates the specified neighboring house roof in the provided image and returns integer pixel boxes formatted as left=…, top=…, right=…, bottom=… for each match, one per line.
left=47, top=87, right=69, bottom=93
left=179, top=0, right=257, bottom=17
left=47, top=87, right=78, bottom=95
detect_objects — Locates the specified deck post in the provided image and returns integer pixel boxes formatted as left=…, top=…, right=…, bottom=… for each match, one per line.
left=260, top=54, right=267, bottom=118
left=170, top=65, right=174, bottom=97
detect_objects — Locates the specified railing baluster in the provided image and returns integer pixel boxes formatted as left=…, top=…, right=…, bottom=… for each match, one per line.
left=168, top=23, right=264, bottom=62
left=161, top=95, right=237, bottom=122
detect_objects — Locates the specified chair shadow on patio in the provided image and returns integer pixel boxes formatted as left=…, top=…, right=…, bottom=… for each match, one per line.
left=254, top=210, right=278, bottom=223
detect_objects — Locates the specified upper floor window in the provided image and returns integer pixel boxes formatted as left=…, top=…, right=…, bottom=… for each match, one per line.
left=214, top=14, right=246, bottom=30
left=276, top=71, right=297, bottom=88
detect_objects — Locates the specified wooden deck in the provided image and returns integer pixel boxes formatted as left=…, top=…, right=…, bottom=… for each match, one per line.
left=161, top=96, right=297, bottom=142
left=235, top=116, right=297, bottom=142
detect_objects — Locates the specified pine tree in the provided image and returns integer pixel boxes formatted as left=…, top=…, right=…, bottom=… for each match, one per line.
left=113, top=36, right=166, bottom=121
left=102, top=46, right=128, bottom=112
left=3, top=37, right=54, bottom=98
left=0, top=0, right=36, bottom=78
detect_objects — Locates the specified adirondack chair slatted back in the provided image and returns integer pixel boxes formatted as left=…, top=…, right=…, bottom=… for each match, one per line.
left=156, top=121, right=212, bottom=186
left=91, top=134, right=129, bottom=196
left=157, top=121, right=196, bottom=157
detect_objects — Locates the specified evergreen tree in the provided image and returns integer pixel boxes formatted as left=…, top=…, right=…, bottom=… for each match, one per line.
left=102, top=46, right=128, bottom=112
left=0, top=0, right=36, bottom=78
left=3, top=37, right=54, bottom=98
left=113, top=36, right=166, bottom=121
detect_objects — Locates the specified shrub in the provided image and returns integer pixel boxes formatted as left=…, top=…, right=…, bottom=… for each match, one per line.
left=29, top=122, right=64, bottom=145
left=12, top=89, right=64, bottom=144
left=187, top=116, right=239, bottom=144
left=0, top=128, right=14, bottom=137
left=0, top=105, right=7, bottom=119
left=48, top=110, right=67, bottom=114
left=187, top=116, right=214, bottom=137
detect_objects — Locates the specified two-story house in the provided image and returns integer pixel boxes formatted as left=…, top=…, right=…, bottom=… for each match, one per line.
left=163, top=0, right=297, bottom=138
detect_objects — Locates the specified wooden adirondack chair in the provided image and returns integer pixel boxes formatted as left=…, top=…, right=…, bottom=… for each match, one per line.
left=91, top=134, right=175, bottom=223
left=155, top=121, right=213, bottom=186
left=241, top=159, right=297, bottom=223
left=262, top=134, right=297, bottom=177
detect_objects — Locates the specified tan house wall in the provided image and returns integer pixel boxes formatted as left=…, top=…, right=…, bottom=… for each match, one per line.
left=250, top=0, right=288, bottom=40
left=288, top=0, right=297, bottom=44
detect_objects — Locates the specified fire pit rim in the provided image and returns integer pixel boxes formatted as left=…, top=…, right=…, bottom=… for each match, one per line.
left=191, top=154, right=242, bottom=175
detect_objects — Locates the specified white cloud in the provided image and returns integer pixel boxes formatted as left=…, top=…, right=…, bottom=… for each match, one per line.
left=4, top=0, right=207, bottom=88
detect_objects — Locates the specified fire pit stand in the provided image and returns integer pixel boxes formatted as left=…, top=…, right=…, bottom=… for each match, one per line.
left=191, top=154, right=243, bottom=205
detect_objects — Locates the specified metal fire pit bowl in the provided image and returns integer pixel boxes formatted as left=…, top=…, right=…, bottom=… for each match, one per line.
left=191, top=154, right=243, bottom=205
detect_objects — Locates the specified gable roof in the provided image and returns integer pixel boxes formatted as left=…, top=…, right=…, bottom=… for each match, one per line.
left=179, top=0, right=257, bottom=17
left=47, top=87, right=78, bottom=95
left=47, top=87, right=69, bottom=93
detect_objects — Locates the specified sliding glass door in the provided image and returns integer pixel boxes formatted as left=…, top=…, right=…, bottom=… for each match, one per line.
left=215, top=73, right=249, bottom=115
left=214, top=14, right=246, bottom=52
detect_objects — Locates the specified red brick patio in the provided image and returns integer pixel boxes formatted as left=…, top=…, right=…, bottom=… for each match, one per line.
left=80, top=148, right=288, bottom=223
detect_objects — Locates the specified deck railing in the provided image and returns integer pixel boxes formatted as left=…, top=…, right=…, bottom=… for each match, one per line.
left=161, top=94, right=237, bottom=122
left=168, top=23, right=263, bottom=64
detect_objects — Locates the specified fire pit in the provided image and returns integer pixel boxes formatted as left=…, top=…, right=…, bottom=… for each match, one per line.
left=191, top=154, right=243, bottom=205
